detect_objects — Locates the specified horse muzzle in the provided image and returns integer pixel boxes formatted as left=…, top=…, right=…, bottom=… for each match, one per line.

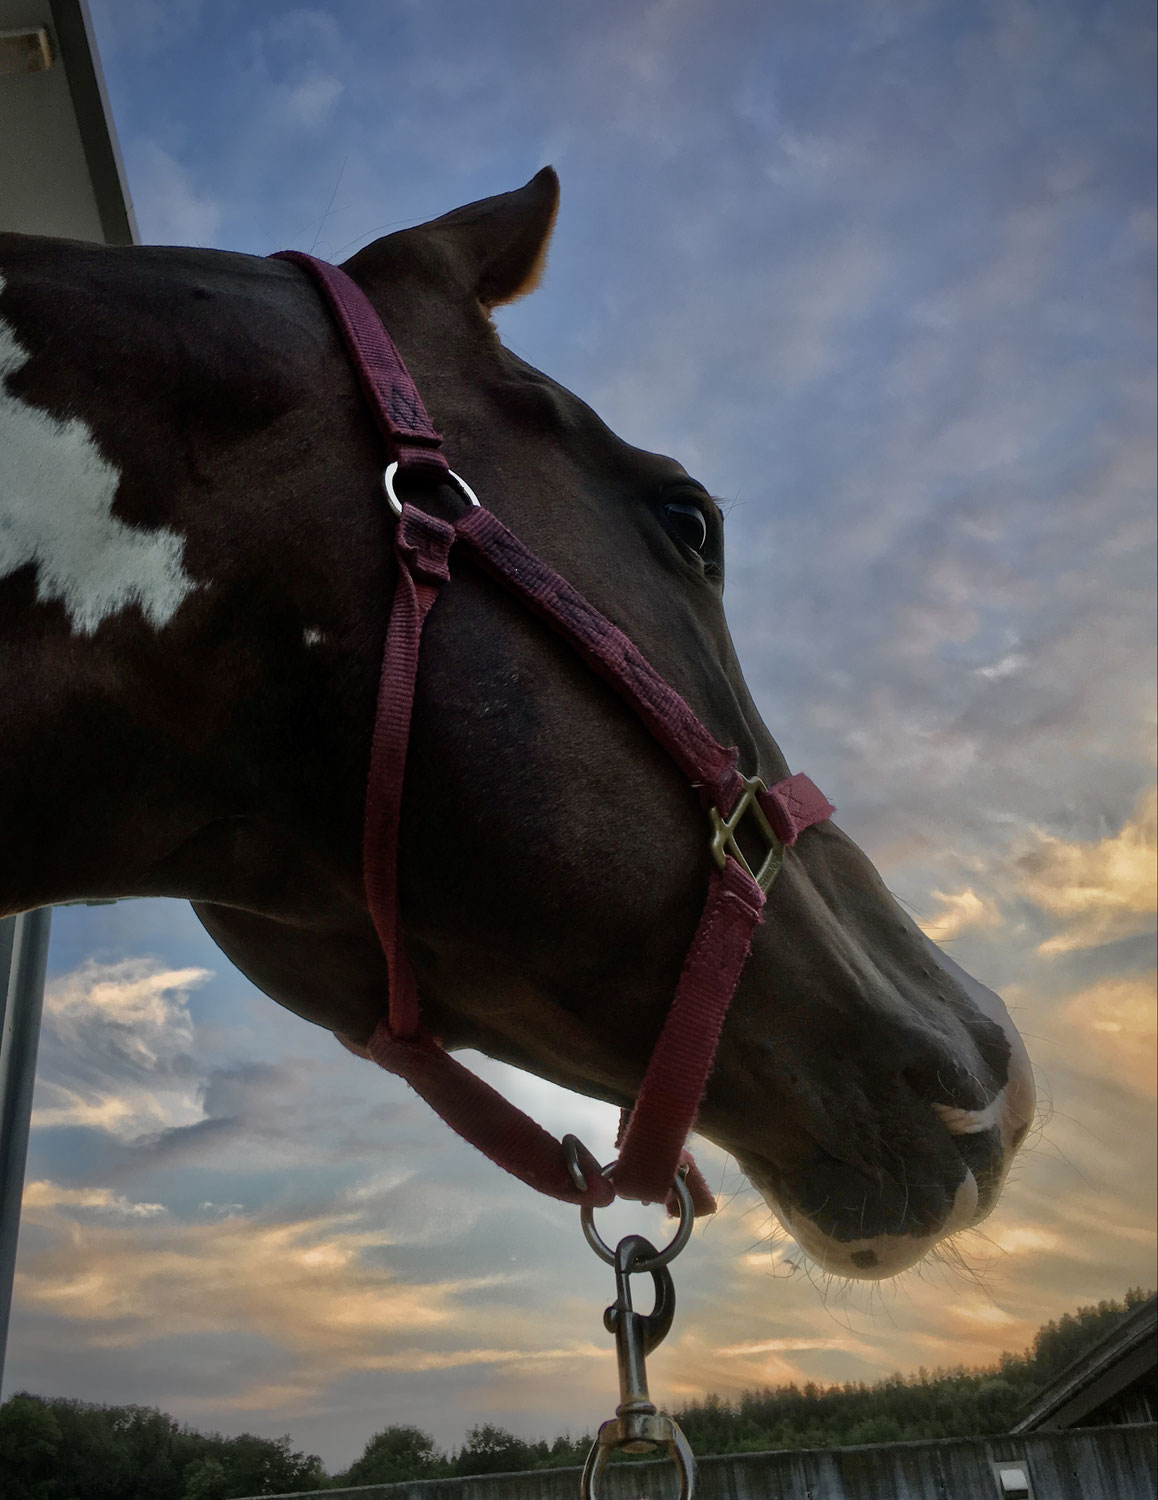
left=738, top=950, right=1036, bottom=1281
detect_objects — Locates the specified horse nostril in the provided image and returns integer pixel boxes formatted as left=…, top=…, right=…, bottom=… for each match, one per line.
left=904, top=1058, right=989, bottom=1113
left=851, top=1249, right=878, bottom=1269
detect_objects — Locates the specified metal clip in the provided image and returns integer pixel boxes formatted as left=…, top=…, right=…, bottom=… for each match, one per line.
left=580, top=1233, right=696, bottom=1499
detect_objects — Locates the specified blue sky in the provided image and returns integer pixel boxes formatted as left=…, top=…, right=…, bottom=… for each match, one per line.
left=5, top=0, right=1155, bottom=1471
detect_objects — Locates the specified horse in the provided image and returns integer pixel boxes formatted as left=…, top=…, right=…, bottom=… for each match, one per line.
left=0, top=168, right=1034, bottom=1280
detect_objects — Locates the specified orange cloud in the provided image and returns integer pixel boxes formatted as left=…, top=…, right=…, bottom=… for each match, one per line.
left=14, top=1180, right=613, bottom=1417
left=1059, top=974, right=1158, bottom=1095
left=22, top=1182, right=166, bottom=1219
left=17, top=1183, right=497, bottom=1359
left=1018, top=785, right=1157, bottom=954
left=919, top=885, right=1002, bottom=941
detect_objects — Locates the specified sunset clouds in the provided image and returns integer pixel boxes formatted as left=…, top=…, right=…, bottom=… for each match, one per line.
left=33, top=960, right=210, bottom=1137
left=6, top=0, right=1154, bottom=1472
left=916, top=787, right=1157, bottom=956
left=1020, top=787, right=1157, bottom=955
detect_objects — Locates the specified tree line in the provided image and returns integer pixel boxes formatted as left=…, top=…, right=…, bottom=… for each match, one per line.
left=1, top=1288, right=1150, bottom=1497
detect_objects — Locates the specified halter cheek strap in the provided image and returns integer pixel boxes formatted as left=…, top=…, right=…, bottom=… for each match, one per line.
left=273, top=250, right=834, bottom=1216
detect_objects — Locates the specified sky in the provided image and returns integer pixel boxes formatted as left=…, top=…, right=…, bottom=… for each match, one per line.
left=4, top=0, right=1156, bottom=1473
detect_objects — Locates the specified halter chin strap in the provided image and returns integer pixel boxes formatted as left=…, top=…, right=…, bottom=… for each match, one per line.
left=274, top=250, right=834, bottom=1216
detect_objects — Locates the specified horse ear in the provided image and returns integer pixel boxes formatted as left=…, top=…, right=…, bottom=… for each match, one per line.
left=428, top=166, right=560, bottom=310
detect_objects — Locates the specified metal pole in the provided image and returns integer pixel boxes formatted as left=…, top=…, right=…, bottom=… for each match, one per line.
left=0, top=908, right=52, bottom=1392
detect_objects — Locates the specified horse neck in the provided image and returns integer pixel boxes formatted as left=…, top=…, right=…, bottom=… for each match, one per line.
left=0, top=593, right=203, bottom=912
left=0, top=566, right=373, bottom=919
left=0, top=238, right=384, bottom=919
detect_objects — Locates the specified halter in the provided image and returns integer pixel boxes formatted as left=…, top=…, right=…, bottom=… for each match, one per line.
left=274, top=250, right=833, bottom=1217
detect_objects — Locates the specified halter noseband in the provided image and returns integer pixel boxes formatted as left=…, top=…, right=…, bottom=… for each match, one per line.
left=273, top=250, right=833, bottom=1216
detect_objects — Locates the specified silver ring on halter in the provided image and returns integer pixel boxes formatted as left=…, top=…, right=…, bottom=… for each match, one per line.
left=577, top=1162, right=695, bottom=1272
left=383, top=461, right=480, bottom=519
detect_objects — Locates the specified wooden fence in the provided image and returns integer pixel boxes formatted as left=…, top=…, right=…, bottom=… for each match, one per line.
left=250, top=1421, right=1156, bottom=1499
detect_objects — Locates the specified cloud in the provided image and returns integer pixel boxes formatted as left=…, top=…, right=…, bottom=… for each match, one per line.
left=14, top=1188, right=497, bottom=1358
left=1018, top=785, right=1157, bottom=953
left=1058, top=974, right=1158, bottom=1096
left=23, top=1182, right=167, bottom=1223
left=942, top=1300, right=1018, bottom=1329
left=283, top=73, right=343, bottom=128
left=716, top=1335, right=874, bottom=1357
left=12, top=1109, right=1155, bottom=1462
left=88, top=0, right=203, bottom=55
left=34, top=959, right=211, bottom=1139
left=12, top=1174, right=624, bottom=1439
left=918, top=886, right=1002, bottom=942
left=982, top=1223, right=1065, bottom=1257
left=128, top=142, right=223, bottom=244
left=31, top=954, right=416, bottom=1179
left=132, top=1059, right=330, bottom=1170
left=44, top=957, right=207, bottom=1036
left=18, top=0, right=1156, bottom=1468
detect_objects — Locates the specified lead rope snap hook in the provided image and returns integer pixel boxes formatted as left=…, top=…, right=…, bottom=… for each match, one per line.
left=571, top=1147, right=697, bottom=1500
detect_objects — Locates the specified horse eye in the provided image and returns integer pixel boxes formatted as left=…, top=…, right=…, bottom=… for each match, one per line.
left=663, top=500, right=708, bottom=553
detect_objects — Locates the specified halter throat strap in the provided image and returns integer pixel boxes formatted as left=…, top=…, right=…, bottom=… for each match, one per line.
left=273, top=249, right=834, bottom=1216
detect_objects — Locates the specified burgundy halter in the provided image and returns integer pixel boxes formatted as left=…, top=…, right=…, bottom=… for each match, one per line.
left=273, top=250, right=833, bottom=1217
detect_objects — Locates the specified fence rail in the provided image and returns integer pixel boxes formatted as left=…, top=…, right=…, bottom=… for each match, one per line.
left=247, top=1421, right=1157, bottom=1500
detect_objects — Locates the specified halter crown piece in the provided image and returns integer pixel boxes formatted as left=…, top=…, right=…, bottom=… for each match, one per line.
left=273, top=250, right=834, bottom=1217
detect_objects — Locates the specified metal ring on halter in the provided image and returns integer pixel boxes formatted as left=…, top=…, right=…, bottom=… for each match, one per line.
left=383, top=461, right=480, bottom=519
left=578, top=1164, right=694, bottom=1272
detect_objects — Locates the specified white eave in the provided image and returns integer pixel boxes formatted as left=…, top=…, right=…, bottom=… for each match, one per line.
left=0, top=0, right=136, bottom=244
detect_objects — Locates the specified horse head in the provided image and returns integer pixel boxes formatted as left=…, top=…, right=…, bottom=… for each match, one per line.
left=0, top=169, right=1034, bottom=1280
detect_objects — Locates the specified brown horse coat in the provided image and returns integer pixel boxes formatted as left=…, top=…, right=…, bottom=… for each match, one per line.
left=0, top=171, right=1033, bottom=1277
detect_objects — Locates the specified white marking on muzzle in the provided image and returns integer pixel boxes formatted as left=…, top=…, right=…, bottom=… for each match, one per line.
left=933, top=1086, right=1008, bottom=1136
left=775, top=1169, right=981, bottom=1281
left=922, top=936, right=1036, bottom=1156
left=0, top=273, right=196, bottom=634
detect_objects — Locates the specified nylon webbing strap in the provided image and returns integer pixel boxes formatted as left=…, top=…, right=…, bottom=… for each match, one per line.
left=454, top=507, right=743, bottom=811
left=273, top=251, right=449, bottom=474
left=612, top=859, right=764, bottom=1206
left=362, top=507, right=455, bottom=1044
left=276, top=250, right=835, bottom=1219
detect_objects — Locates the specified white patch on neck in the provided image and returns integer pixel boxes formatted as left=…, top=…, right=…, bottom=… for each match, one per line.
left=0, top=272, right=196, bottom=634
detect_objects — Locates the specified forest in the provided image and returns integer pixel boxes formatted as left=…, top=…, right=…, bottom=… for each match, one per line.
left=0, top=1288, right=1150, bottom=1497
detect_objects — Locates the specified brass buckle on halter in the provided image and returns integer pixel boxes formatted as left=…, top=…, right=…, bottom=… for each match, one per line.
left=708, top=772, right=785, bottom=894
